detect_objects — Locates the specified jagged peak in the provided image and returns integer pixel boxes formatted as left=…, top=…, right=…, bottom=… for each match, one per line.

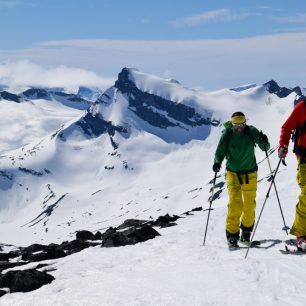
left=230, top=83, right=257, bottom=92
left=263, top=80, right=280, bottom=92
left=263, top=80, right=302, bottom=98
left=0, top=91, right=24, bottom=103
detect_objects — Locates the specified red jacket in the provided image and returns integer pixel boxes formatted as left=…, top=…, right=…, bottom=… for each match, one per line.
left=279, top=100, right=306, bottom=155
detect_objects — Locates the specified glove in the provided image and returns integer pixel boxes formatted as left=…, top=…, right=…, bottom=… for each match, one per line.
left=278, top=145, right=288, bottom=159
left=259, top=132, right=269, bottom=145
left=213, top=162, right=221, bottom=172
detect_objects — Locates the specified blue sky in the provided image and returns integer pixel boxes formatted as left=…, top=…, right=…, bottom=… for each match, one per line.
left=0, top=0, right=306, bottom=89
left=1, top=0, right=306, bottom=47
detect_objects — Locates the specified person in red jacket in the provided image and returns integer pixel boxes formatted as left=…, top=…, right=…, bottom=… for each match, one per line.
left=279, top=97, right=306, bottom=250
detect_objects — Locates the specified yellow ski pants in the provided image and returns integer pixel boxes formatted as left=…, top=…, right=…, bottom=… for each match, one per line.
left=226, top=171, right=258, bottom=235
left=290, top=158, right=306, bottom=237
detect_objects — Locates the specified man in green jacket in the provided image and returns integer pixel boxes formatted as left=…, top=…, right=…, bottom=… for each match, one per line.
left=213, top=112, right=270, bottom=248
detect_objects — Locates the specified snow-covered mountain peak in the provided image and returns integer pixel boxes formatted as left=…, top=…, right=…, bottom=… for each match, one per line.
left=264, top=79, right=302, bottom=98
left=90, top=68, right=220, bottom=144
left=230, top=83, right=257, bottom=92
left=115, top=67, right=196, bottom=102
left=0, top=91, right=25, bottom=103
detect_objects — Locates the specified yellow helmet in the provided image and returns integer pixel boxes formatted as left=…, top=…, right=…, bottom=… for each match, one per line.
left=231, top=112, right=246, bottom=125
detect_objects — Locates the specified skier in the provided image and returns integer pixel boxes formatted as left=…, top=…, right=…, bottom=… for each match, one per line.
left=278, top=97, right=306, bottom=250
left=213, top=112, right=270, bottom=248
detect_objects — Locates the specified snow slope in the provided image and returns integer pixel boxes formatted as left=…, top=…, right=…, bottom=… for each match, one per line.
left=0, top=68, right=305, bottom=305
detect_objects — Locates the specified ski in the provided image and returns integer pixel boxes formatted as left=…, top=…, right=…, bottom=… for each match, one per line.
left=241, top=240, right=261, bottom=247
left=228, top=240, right=261, bottom=251
left=280, top=245, right=306, bottom=255
left=280, top=240, right=306, bottom=255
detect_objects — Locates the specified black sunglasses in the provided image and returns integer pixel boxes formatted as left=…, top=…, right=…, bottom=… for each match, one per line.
left=233, top=123, right=246, bottom=128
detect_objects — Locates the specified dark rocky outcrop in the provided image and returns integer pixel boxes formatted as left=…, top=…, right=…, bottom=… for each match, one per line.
left=0, top=290, right=6, bottom=297
left=0, top=209, right=204, bottom=297
left=116, top=219, right=148, bottom=230
left=74, top=111, right=127, bottom=138
left=264, top=80, right=302, bottom=98
left=0, top=269, right=54, bottom=293
left=76, top=230, right=94, bottom=240
left=148, top=214, right=181, bottom=228
left=114, top=68, right=216, bottom=129
left=0, top=261, right=27, bottom=273
left=0, top=251, right=20, bottom=261
left=21, top=88, right=92, bottom=110
left=22, top=88, right=50, bottom=100
left=101, top=225, right=160, bottom=248
left=92, top=231, right=102, bottom=241
left=230, top=84, right=257, bottom=92
left=21, top=244, right=47, bottom=254
left=60, top=239, right=100, bottom=255
left=0, top=91, right=23, bottom=103
left=21, top=244, right=66, bottom=262
left=18, top=167, right=44, bottom=177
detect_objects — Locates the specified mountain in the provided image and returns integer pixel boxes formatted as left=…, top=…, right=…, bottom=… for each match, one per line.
left=0, top=68, right=306, bottom=305
left=264, top=79, right=302, bottom=98
left=21, top=87, right=92, bottom=110
left=77, top=86, right=103, bottom=101
left=0, top=68, right=299, bottom=244
left=230, top=83, right=257, bottom=92
left=0, top=91, right=24, bottom=103
left=91, top=68, right=220, bottom=144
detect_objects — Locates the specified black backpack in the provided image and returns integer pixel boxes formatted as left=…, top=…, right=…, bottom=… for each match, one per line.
left=292, top=99, right=306, bottom=155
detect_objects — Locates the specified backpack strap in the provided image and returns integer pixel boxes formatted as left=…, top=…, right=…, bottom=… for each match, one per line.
left=224, top=125, right=255, bottom=156
left=244, top=125, right=256, bottom=147
left=224, top=127, right=233, bottom=156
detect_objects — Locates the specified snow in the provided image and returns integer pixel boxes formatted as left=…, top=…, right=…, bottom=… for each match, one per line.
left=0, top=99, right=82, bottom=153
left=0, top=69, right=306, bottom=305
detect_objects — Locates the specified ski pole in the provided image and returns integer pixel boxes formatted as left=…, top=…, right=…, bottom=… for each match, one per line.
left=203, top=171, right=218, bottom=246
left=245, top=158, right=282, bottom=259
left=264, top=147, right=289, bottom=235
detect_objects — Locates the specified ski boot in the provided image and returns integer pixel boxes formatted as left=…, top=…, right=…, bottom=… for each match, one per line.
left=296, top=237, right=306, bottom=251
left=240, top=231, right=251, bottom=246
left=227, top=237, right=239, bottom=249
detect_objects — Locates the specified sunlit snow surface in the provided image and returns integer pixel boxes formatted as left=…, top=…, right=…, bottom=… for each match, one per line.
left=0, top=70, right=304, bottom=305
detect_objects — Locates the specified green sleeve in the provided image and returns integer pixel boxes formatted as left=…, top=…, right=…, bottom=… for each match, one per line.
left=214, top=130, right=227, bottom=164
left=250, top=126, right=271, bottom=151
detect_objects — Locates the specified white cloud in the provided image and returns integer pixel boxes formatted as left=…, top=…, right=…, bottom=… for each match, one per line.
left=1, top=32, right=306, bottom=90
left=0, top=61, right=115, bottom=88
left=171, top=8, right=249, bottom=28
left=274, top=13, right=306, bottom=24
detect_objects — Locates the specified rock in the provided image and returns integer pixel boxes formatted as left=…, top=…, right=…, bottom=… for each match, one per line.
left=22, top=243, right=47, bottom=255
left=0, top=251, right=20, bottom=261
left=91, top=231, right=102, bottom=241
left=191, top=207, right=203, bottom=212
left=76, top=230, right=94, bottom=240
left=0, top=269, right=54, bottom=293
left=0, top=91, right=23, bottom=103
left=114, top=68, right=214, bottom=131
left=150, top=213, right=180, bottom=228
left=117, top=219, right=148, bottom=230
left=264, top=80, right=299, bottom=98
left=22, top=244, right=66, bottom=262
left=60, top=239, right=99, bottom=255
left=102, top=225, right=160, bottom=247
left=0, top=262, right=27, bottom=273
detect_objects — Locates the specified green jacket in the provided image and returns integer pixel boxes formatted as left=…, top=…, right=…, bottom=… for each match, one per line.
left=214, top=125, right=270, bottom=173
